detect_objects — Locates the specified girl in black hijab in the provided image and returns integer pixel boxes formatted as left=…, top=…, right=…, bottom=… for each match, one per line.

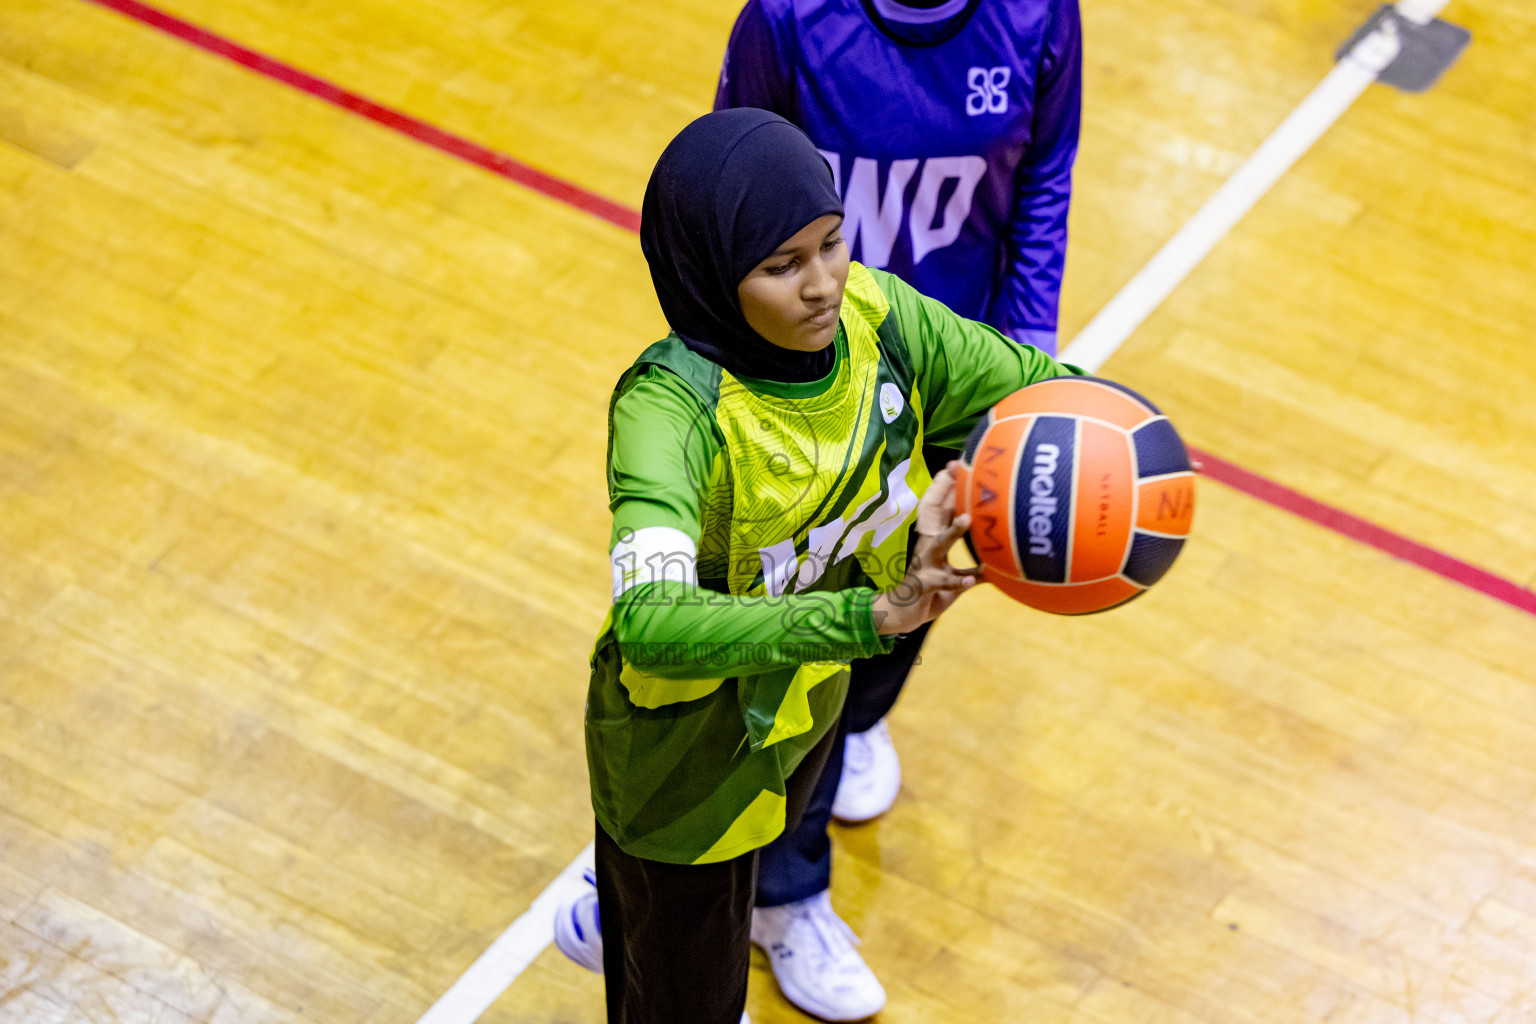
left=559, top=108, right=1072, bottom=1023
left=640, top=107, right=843, bottom=382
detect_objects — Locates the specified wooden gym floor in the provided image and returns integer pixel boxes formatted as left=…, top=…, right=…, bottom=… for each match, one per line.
left=2, top=0, right=1534, bottom=1021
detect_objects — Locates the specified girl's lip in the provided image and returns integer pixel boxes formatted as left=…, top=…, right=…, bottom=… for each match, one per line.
left=805, top=305, right=838, bottom=325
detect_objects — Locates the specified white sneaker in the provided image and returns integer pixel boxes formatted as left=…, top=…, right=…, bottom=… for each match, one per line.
left=750, top=890, right=886, bottom=1021
left=552, top=869, right=604, bottom=973
left=832, top=719, right=901, bottom=823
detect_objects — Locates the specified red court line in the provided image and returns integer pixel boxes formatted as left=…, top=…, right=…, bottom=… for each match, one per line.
left=86, top=0, right=1536, bottom=619
left=81, top=0, right=642, bottom=233
left=1191, top=448, right=1536, bottom=616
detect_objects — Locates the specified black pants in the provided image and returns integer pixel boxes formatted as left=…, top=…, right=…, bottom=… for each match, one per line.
left=594, top=716, right=843, bottom=1024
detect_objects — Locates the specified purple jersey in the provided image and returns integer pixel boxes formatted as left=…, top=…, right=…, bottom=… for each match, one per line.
left=716, top=0, right=1081, bottom=353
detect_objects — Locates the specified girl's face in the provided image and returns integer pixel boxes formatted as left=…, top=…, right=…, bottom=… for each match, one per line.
left=737, top=215, right=849, bottom=355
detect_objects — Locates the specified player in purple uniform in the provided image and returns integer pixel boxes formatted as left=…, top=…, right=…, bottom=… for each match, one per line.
left=716, top=0, right=1080, bottom=354
left=717, top=1, right=1082, bottom=1018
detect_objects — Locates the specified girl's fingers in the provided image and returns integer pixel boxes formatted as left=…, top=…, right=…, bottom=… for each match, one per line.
left=923, top=566, right=980, bottom=592
left=930, top=466, right=955, bottom=505
left=937, top=513, right=971, bottom=551
left=913, top=513, right=971, bottom=568
left=925, top=573, right=979, bottom=618
left=916, top=471, right=955, bottom=536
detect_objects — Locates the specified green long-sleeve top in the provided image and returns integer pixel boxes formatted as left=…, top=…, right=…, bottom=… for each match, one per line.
left=588, top=263, right=1077, bottom=863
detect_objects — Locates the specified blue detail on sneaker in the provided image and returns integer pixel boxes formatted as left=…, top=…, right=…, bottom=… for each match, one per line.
left=552, top=867, right=604, bottom=973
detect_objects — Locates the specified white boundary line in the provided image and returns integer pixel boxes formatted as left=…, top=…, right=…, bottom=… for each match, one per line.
left=414, top=842, right=595, bottom=1024
left=415, top=3, right=1451, bottom=1022
left=1061, top=0, right=1447, bottom=373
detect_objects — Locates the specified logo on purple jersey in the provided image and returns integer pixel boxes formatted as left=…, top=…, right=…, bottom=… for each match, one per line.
left=966, top=67, right=1011, bottom=116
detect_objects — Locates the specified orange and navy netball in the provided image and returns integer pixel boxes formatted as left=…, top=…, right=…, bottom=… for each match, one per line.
left=954, top=377, right=1195, bottom=615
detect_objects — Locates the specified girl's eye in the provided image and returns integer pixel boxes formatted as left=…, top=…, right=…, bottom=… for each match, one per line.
left=765, top=260, right=795, bottom=276
left=822, top=236, right=843, bottom=252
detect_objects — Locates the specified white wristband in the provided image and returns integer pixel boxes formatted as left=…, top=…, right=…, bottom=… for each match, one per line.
left=611, top=526, right=699, bottom=600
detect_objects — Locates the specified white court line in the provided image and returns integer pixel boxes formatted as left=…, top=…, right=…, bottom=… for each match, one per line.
left=1061, top=0, right=1447, bottom=373
left=416, top=3, right=1449, bottom=1022
left=414, top=843, right=595, bottom=1024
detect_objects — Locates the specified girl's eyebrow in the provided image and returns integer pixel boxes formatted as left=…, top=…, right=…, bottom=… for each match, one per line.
left=761, top=219, right=846, bottom=262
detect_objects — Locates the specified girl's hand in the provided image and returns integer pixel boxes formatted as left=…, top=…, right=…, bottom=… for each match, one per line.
left=872, top=463, right=983, bottom=636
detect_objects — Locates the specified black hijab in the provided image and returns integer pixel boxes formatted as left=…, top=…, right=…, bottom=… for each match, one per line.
left=640, top=109, right=844, bottom=384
